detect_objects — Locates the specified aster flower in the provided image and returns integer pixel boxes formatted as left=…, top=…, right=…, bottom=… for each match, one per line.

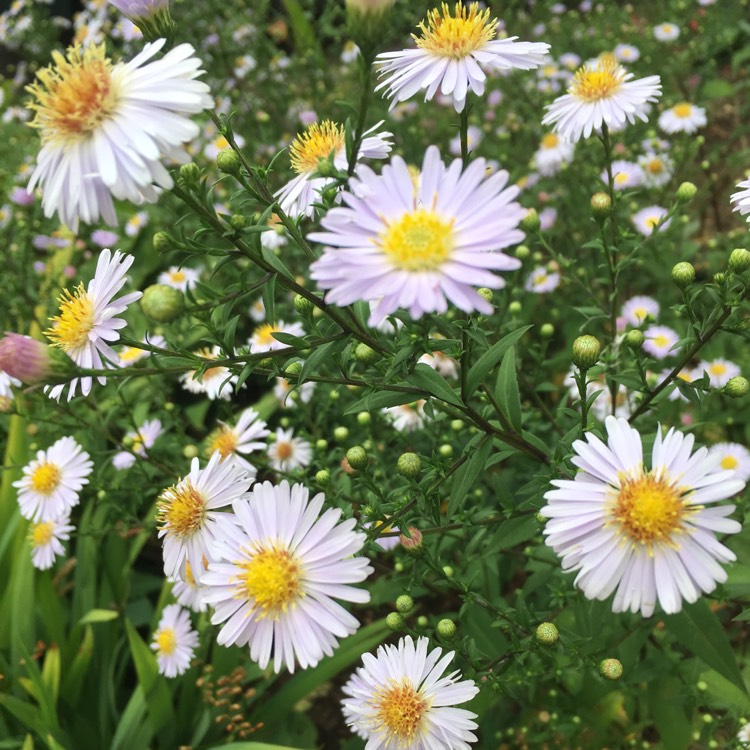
left=150, top=604, right=199, bottom=678
left=654, top=22, right=680, bottom=41
left=643, top=325, right=680, bottom=360
left=525, top=266, right=560, bottom=293
left=249, top=320, right=306, bottom=354
left=632, top=205, right=670, bottom=235
left=170, top=561, right=208, bottom=613
left=533, top=133, right=575, bottom=177
left=699, top=358, right=740, bottom=388
left=621, top=295, right=659, bottom=327
left=638, top=152, right=673, bottom=187
left=383, top=400, right=428, bottom=432
left=273, top=376, right=316, bottom=407
left=180, top=346, right=238, bottom=401
left=117, top=334, right=166, bottom=367
left=708, top=443, right=750, bottom=483
left=0, top=370, right=21, bottom=410
left=613, top=43, right=640, bottom=63
left=417, top=348, right=458, bottom=379
left=731, top=178, right=750, bottom=223
left=542, top=416, right=744, bottom=617
left=125, top=210, right=149, bottom=237
left=44, top=249, right=142, bottom=401
left=28, top=514, right=75, bottom=570
left=267, top=427, right=312, bottom=473
left=26, top=40, right=212, bottom=231
left=201, top=480, right=373, bottom=673
left=375, top=2, right=549, bottom=113
left=659, top=366, right=698, bottom=402
left=542, top=55, right=661, bottom=142
left=0, top=333, right=54, bottom=384
left=14, top=436, right=93, bottom=522
left=157, top=451, right=252, bottom=580
left=605, top=160, right=644, bottom=190
left=112, top=418, right=163, bottom=470
left=342, top=635, right=479, bottom=749
left=158, top=266, right=200, bottom=291
left=204, top=406, right=269, bottom=473
left=658, top=102, right=706, bottom=134
left=275, top=120, right=393, bottom=217
left=309, top=146, right=523, bottom=325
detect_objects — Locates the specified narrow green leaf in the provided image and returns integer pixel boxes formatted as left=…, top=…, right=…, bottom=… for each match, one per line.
left=495, top=348, right=522, bottom=431
left=110, top=686, right=154, bottom=750
left=60, top=625, right=94, bottom=708
left=646, top=675, right=692, bottom=750
left=0, top=694, right=44, bottom=732
left=700, top=669, right=750, bottom=713
left=465, top=326, right=532, bottom=394
left=406, top=364, right=462, bottom=407
left=344, top=389, right=423, bottom=415
left=40, top=646, right=60, bottom=708
left=79, top=609, right=120, bottom=625
left=448, top=436, right=493, bottom=517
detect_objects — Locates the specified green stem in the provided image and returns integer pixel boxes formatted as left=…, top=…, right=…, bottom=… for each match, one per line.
left=459, top=107, right=470, bottom=167
left=347, top=58, right=374, bottom=177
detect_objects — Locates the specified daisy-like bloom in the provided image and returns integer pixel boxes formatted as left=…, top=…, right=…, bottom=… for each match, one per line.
left=170, top=560, right=208, bottom=612
left=632, top=205, right=670, bottom=236
left=26, top=40, right=213, bottom=231
left=621, top=295, right=659, bottom=327
left=124, top=210, right=149, bottom=237
left=29, top=514, right=75, bottom=570
left=418, top=350, right=458, bottom=379
left=249, top=298, right=266, bottom=322
left=542, top=55, right=661, bottom=143
left=730, top=177, right=750, bottom=223
left=14, top=436, right=93, bottom=522
left=267, top=427, right=312, bottom=473
left=158, top=266, right=200, bottom=292
left=738, top=722, right=750, bottom=747
left=638, top=152, right=673, bottom=188
left=658, top=366, right=698, bottom=402
left=112, top=418, right=163, bottom=470
left=658, top=102, right=707, bottom=135
left=604, top=160, right=644, bottom=191
left=91, top=229, right=119, bottom=247
left=375, top=2, right=548, bottom=113
left=533, top=133, right=575, bottom=177
left=249, top=320, right=306, bottom=354
left=204, top=407, right=270, bottom=473
left=708, top=442, right=750, bottom=483
left=150, top=604, right=199, bottom=678
left=613, top=43, right=640, bottom=63
left=525, top=265, right=560, bottom=293
left=342, top=635, right=479, bottom=749
left=44, top=249, right=142, bottom=401
left=309, top=146, right=523, bottom=325
left=180, top=346, right=238, bottom=401
left=274, top=377, right=316, bottom=407
left=643, top=325, right=680, bottom=360
left=117, top=334, right=166, bottom=367
left=157, top=450, right=252, bottom=580
left=541, top=416, right=745, bottom=617
left=654, top=22, right=680, bottom=41
left=201, top=480, right=373, bottom=673
left=383, top=400, right=428, bottom=432
left=260, top=214, right=288, bottom=251
left=0, top=370, right=21, bottom=411
left=699, top=358, right=740, bottom=389
left=275, top=120, right=393, bottom=218
left=203, top=132, right=245, bottom=161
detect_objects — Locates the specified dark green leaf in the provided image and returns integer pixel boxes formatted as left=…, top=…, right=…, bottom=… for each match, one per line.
left=448, top=437, right=493, bottom=517
left=406, top=364, right=462, bottom=407
left=495, top=348, right=522, bottom=431
left=465, top=326, right=532, bottom=395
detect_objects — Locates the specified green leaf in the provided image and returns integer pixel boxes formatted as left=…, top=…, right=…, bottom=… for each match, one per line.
left=344, top=389, right=423, bottom=415
left=78, top=609, right=120, bottom=625
left=495, top=348, right=522, bottom=431
left=448, top=436, right=493, bottom=517
left=110, top=687, right=154, bottom=750
left=646, top=675, right=692, bottom=750
left=666, top=600, right=747, bottom=693
left=702, top=78, right=735, bottom=99
left=465, top=326, right=532, bottom=394
left=494, top=515, right=538, bottom=550
left=406, top=364, right=462, bottom=407
left=700, top=669, right=750, bottom=713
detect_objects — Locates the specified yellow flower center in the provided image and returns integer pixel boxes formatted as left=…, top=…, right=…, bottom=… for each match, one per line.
left=646, top=159, right=664, bottom=174
left=237, top=545, right=302, bottom=617
left=46, top=283, right=95, bottom=354
left=275, top=441, right=293, bottom=460
left=289, top=120, right=345, bottom=174
left=614, top=172, right=629, bottom=186
left=374, top=681, right=428, bottom=744
left=206, top=426, right=238, bottom=459
left=534, top=273, right=548, bottom=286
left=131, top=434, right=145, bottom=453
left=569, top=58, right=625, bottom=102
left=30, top=462, right=62, bottom=495
left=415, top=2, right=496, bottom=59
left=613, top=473, right=687, bottom=545
left=157, top=480, right=208, bottom=539
left=253, top=324, right=278, bottom=347
left=169, top=270, right=186, bottom=283
left=27, top=44, right=121, bottom=144
left=380, top=210, right=455, bottom=272
left=541, top=133, right=560, bottom=149
left=213, top=135, right=230, bottom=151
left=645, top=216, right=660, bottom=230
left=119, top=346, right=146, bottom=363
left=652, top=334, right=670, bottom=348
left=709, top=363, right=726, bottom=376
left=156, top=627, right=177, bottom=656
left=673, top=103, right=692, bottom=118
left=31, top=521, right=55, bottom=547
left=721, top=455, right=739, bottom=471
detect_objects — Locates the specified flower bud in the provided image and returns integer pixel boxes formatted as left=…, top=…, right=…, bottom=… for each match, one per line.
left=346, top=0, right=394, bottom=15
left=354, top=342, right=380, bottom=364
left=672, top=261, right=696, bottom=288
left=508, top=300, right=522, bottom=314
left=477, top=287, right=494, bottom=303
left=140, top=284, right=184, bottom=323
left=386, top=612, right=405, bottom=631
left=183, top=444, right=199, bottom=459
left=333, top=426, right=349, bottom=442
left=572, top=335, right=601, bottom=369
left=315, top=438, right=328, bottom=451
left=599, top=658, right=623, bottom=680
left=230, top=214, right=247, bottom=230
left=436, top=618, right=456, bottom=638
left=540, top=323, right=555, bottom=338
left=590, top=191, right=612, bottom=221
left=724, top=376, right=749, bottom=399
left=624, top=329, right=645, bottom=349
left=178, top=162, right=201, bottom=187
left=152, top=231, right=173, bottom=253
left=216, top=148, right=242, bottom=175
left=535, top=622, right=559, bottom=645
left=357, top=411, right=371, bottom=426
left=293, top=294, right=314, bottom=315
left=417, top=615, right=428, bottom=627
left=397, top=452, right=421, bottom=478
left=520, top=208, right=540, bottom=232
left=0, top=334, right=54, bottom=384
left=395, top=595, right=414, bottom=614
left=438, top=443, right=453, bottom=457
left=714, top=272, right=726, bottom=285
left=728, top=247, right=750, bottom=273
left=676, top=181, right=697, bottom=203
left=515, top=244, right=530, bottom=259
left=315, top=469, right=330, bottom=487
left=346, top=445, right=368, bottom=470
left=399, top=526, right=423, bottom=550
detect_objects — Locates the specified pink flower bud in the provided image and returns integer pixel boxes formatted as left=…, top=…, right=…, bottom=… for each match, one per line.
left=0, top=334, right=53, bottom=384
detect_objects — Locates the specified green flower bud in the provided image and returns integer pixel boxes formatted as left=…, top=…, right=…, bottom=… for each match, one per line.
left=572, top=335, right=601, bottom=369
left=520, top=208, right=540, bottom=232
left=386, top=612, right=405, bottom=631
left=217, top=148, right=242, bottom=175
left=436, top=618, right=456, bottom=638
left=438, top=443, right=453, bottom=457
left=508, top=300, right=522, bottom=314
left=315, top=439, right=328, bottom=451
left=257, top=357, right=273, bottom=369
left=315, top=469, right=330, bottom=486
left=724, top=376, right=749, bottom=398
left=152, top=231, right=173, bottom=253
left=395, top=595, right=414, bottom=614
left=357, top=411, right=371, bottom=426
left=178, top=162, right=201, bottom=186
left=183, top=444, right=199, bottom=459
left=540, top=323, right=555, bottom=338
left=728, top=247, right=750, bottom=273
left=599, top=658, right=623, bottom=680
left=417, top=615, right=428, bottom=627
left=284, top=361, right=302, bottom=377
left=450, top=419, right=464, bottom=431
left=624, top=329, right=645, bottom=349
left=354, top=342, right=380, bottom=364
left=442, top=565, right=454, bottom=578
left=397, top=452, right=421, bottom=478
left=672, top=261, right=696, bottom=288
left=535, top=622, right=559, bottom=645
left=477, top=287, right=494, bottom=303
left=333, top=426, right=349, bottom=442
left=696, top=680, right=708, bottom=692
left=676, top=181, right=697, bottom=202
left=515, top=244, right=530, bottom=259
left=346, top=445, right=368, bottom=470
left=293, top=294, right=314, bottom=315
left=714, top=272, right=726, bottom=284
left=140, top=284, right=184, bottom=323
left=590, top=191, right=612, bottom=221
left=230, top=213, right=247, bottom=230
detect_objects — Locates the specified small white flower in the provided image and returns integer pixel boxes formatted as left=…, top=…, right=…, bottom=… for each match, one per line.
left=204, top=407, right=270, bottom=474
left=709, top=442, right=750, bottom=483
left=605, top=160, right=644, bottom=190
left=613, top=43, right=640, bottom=63
left=249, top=320, right=306, bottom=354
left=383, top=400, right=428, bottom=433
left=525, top=266, right=560, bottom=293
left=180, top=346, right=239, bottom=401
left=653, top=22, right=680, bottom=41
left=730, top=177, right=750, bottom=223
left=638, top=152, right=673, bottom=187
left=534, top=132, right=575, bottom=177
left=738, top=721, right=750, bottom=746
left=621, top=295, right=659, bottom=326
left=699, top=358, right=740, bottom=388
left=151, top=604, right=199, bottom=678
left=658, top=102, right=706, bottom=134
left=29, top=514, right=75, bottom=570
left=632, top=205, right=670, bottom=235
left=158, top=266, right=200, bottom=291
left=643, top=325, right=680, bottom=359
left=249, top=298, right=266, bottom=322
left=267, top=427, right=312, bottom=473
left=112, top=418, right=163, bottom=470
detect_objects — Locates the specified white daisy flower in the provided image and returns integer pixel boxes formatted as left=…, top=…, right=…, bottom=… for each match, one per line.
left=45, top=249, right=142, bottom=401
left=638, top=152, right=673, bottom=187
left=112, top=418, right=163, bottom=470
left=117, top=334, right=166, bottom=367
left=249, top=320, right=306, bottom=354
left=267, top=427, right=312, bottom=473
left=533, top=132, right=575, bottom=177
left=309, top=146, right=523, bottom=325
left=124, top=210, right=149, bottom=237
left=375, top=2, right=548, bottom=113
left=249, top=297, right=266, bottom=322
left=273, top=377, right=316, bottom=407
left=341, top=40, right=360, bottom=65
left=542, top=55, right=661, bottom=142
left=158, top=266, right=200, bottom=291
left=730, top=178, right=750, bottom=223
left=157, top=451, right=252, bottom=580
left=658, top=102, right=706, bottom=134
left=150, top=604, right=199, bottom=678
left=708, top=443, right=750, bottom=483
left=170, top=560, right=208, bottom=613
left=342, top=635, right=479, bottom=749
left=613, top=43, right=640, bottom=63
left=653, top=22, right=680, bottom=41
left=383, top=400, right=428, bottom=432
left=542, top=416, right=745, bottom=617
left=699, top=358, right=740, bottom=389
left=14, top=436, right=93, bottom=522
left=203, top=132, right=245, bottom=161
left=658, top=367, right=698, bottom=402
left=621, top=295, right=659, bottom=327
left=643, top=325, right=680, bottom=359
left=180, top=346, right=239, bottom=401
left=29, top=514, right=75, bottom=570
left=26, top=40, right=213, bottom=231
left=417, top=349, right=459, bottom=379
left=738, top=722, right=750, bottom=746
left=201, top=479, right=373, bottom=673
left=605, top=160, right=644, bottom=190
left=275, top=120, right=393, bottom=217
left=204, top=406, right=270, bottom=474
left=631, top=205, right=670, bottom=235
left=525, top=265, right=560, bottom=293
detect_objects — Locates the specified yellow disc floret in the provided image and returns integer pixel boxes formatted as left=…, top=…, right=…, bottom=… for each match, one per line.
left=416, top=2, right=497, bottom=59
left=238, top=545, right=302, bottom=617
left=157, top=480, right=208, bottom=539
left=673, top=103, right=693, bottom=118
left=253, top=324, right=279, bottom=348
left=156, top=627, right=177, bottom=656
left=289, top=120, right=345, bottom=174
left=31, top=521, right=55, bottom=547
left=206, top=426, right=238, bottom=459
left=541, top=133, right=560, bottom=149
left=30, top=462, right=62, bottom=495
left=570, top=57, right=625, bottom=102
left=721, top=455, right=739, bottom=471
left=375, top=681, right=428, bottom=744
left=380, top=210, right=455, bottom=272
left=46, top=283, right=96, bottom=354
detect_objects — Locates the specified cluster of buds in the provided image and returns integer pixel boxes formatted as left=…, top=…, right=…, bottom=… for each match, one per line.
left=197, top=664, right=263, bottom=739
